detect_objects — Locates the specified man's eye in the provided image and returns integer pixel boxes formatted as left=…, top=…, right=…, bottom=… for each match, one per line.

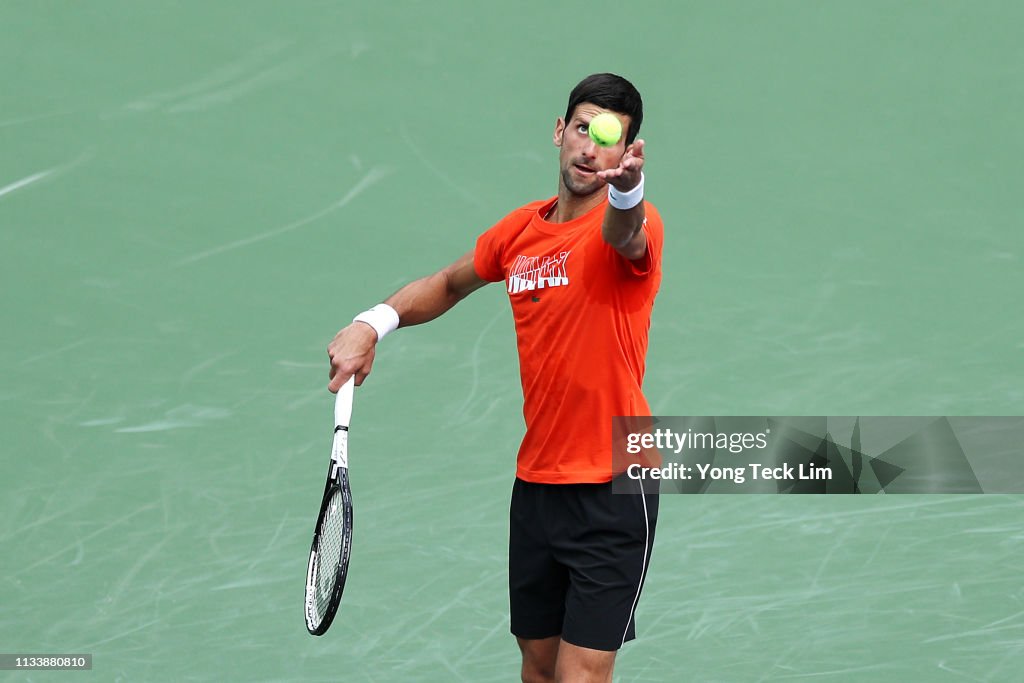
left=578, top=124, right=588, bottom=133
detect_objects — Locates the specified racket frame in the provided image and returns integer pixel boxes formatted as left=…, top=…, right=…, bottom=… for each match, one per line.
left=304, top=378, right=355, bottom=635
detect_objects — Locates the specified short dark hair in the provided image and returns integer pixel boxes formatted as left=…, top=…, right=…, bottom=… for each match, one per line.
left=564, top=73, right=644, bottom=145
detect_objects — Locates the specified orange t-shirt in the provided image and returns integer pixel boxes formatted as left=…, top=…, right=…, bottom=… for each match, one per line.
left=474, top=196, right=663, bottom=483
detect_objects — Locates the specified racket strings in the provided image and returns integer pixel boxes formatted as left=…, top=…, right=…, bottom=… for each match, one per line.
left=312, top=489, right=346, bottom=620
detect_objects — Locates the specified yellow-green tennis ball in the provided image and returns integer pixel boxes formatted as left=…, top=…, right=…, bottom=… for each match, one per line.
left=588, top=113, right=622, bottom=147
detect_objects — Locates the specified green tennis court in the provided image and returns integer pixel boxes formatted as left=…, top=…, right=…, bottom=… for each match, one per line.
left=2, top=1, right=1021, bottom=680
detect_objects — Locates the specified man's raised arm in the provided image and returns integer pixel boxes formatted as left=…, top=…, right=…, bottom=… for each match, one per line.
left=597, top=139, right=647, bottom=261
left=327, top=249, right=488, bottom=392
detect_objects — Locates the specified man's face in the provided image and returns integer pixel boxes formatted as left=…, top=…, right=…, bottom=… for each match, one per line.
left=554, top=103, right=632, bottom=198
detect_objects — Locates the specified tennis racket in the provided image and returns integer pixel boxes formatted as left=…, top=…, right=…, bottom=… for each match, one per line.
left=304, top=376, right=355, bottom=635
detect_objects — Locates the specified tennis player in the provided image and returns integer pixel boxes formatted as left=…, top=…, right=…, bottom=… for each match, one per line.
left=328, top=73, right=662, bottom=683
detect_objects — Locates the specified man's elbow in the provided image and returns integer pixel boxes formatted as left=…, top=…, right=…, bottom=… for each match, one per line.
left=606, top=226, right=647, bottom=261
left=442, top=263, right=488, bottom=302
left=615, top=240, right=647, bottom=261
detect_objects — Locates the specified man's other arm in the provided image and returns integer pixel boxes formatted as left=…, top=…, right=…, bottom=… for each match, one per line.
left=327, top=249, right=488, bottom=391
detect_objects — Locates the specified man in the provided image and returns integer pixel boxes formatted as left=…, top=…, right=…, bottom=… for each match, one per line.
left=327, top=73, right=663, bottom=683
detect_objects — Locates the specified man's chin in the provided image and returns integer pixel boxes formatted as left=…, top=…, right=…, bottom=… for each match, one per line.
left=562, top=171, right=606, bottom=198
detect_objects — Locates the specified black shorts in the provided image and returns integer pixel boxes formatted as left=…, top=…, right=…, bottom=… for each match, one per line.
left=509, top=473, right=659, bottom=651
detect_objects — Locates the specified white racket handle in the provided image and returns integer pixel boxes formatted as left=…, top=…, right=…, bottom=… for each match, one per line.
left=334, top=376, right=355, bottom=429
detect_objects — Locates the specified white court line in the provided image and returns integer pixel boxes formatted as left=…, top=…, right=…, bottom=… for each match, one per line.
left=179, top=351, right=237, bottom=388
left=0, top=109, right=74, bottom=128
left=21, top=338, right=93, bottom=365
left=276, top=360, right=322, bottom=369
left=77, top=618, right=163, bottom=650
left=17, top=503, right=158, bottom=575
left=0, top=169, right=55, bottom=199
left=123, top=40, right=290, bottom=113
left=167, top=46, right=338, bottom=114
left=0, top=151, right=93, bottom=203
left=174, top=166, right=392, bottom=266
left=450, top=309, right=504, bottom=423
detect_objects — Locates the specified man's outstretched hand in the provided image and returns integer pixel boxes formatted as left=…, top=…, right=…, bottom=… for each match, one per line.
left=597, top=138, right=644, bottom=192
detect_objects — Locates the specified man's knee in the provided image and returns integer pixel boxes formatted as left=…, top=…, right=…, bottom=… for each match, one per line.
left=522, top=664, right=555, bottom=683
left=554, top=639, right=617, bottom=683
left=518, top=636, right=559, bottom=683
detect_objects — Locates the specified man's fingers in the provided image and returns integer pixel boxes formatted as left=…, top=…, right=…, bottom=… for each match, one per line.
left=619, top=142, right=643, bottom=167
left=329, top=367, right=354, bottom=393
left=329, top=365, right=368, bottom=391
left=327, top=347, right=339, bottom=378
left=326, top=324, right=376, bottom=392
left=328, top=354, right=353, bottom=389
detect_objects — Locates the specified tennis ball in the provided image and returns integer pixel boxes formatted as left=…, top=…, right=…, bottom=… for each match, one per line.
left=588, top=113, right=622, bottom=147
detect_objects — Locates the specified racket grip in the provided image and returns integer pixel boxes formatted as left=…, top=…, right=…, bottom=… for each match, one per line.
left=334, top=376, right=355, bottom=429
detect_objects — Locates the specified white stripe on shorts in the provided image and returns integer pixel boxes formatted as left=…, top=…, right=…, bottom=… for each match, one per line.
left=621, top=476, right=651, bottom=646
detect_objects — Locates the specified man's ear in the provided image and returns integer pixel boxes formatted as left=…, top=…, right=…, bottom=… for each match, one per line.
left=553, top=117, right=565, bottom=147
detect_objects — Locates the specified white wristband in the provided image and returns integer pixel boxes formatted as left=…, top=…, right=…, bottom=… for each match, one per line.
left=608, top=172, right=645, bottom=210
left=353, top=303, right=400, bottom=341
